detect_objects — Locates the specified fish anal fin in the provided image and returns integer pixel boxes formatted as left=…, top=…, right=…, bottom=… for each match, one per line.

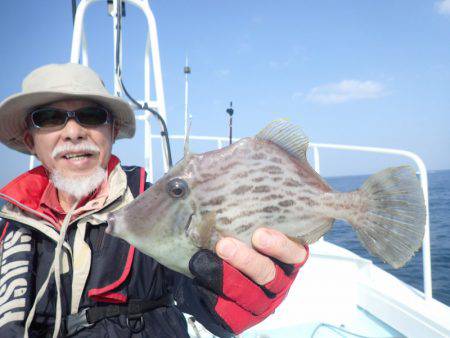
left=287, top=235, right=307, bottom=246
left=287, top=219, right=334, bottom=246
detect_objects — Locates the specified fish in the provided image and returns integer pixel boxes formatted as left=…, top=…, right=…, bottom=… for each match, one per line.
left=106, top=120, right=426, bottom=277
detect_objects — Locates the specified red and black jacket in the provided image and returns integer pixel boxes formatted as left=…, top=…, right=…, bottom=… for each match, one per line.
left=0, top=165, right=235, bottom=337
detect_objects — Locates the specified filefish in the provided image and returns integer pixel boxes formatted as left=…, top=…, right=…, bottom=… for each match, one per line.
left=106, top=120, right=426, bottom=277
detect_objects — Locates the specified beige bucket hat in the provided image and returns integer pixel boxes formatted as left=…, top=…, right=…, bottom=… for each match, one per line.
left=0, top=63, right=136, bottom=154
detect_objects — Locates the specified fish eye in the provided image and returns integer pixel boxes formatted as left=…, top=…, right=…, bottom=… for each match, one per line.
left=167, top=178, right=189, bottom=198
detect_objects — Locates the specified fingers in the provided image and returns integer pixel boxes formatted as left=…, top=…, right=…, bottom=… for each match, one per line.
left=252, top=228, right=308, bottom=265
left=216, top=237, right=276, bottom=285
left=216, top=228, right=308, bottom=286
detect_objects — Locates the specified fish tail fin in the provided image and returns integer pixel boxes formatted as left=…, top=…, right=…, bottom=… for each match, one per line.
left=350, top=166, right=426, bottom=268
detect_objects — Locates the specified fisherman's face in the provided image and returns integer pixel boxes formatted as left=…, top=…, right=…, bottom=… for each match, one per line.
left=23, top=99, right=116, bottom=180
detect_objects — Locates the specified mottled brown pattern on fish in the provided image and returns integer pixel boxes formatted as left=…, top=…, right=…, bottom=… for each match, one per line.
left=235, top=224, right=253, bottom=234
left=253, top=186, right=271, bottom=193
left=202, top=183, right=227, bottom=192
left=197, top=173, right=218, bottom=184
left=226, top=202, right=240, bottom=208
left=263, top=206, right=280, bottom=213
left=261, top=194, right=284, bottom=201
left=185, top=137, right=333, bottom=251
left=201, top=196, right=225, bottom=207
left=220, top=161, right=240, bottom=172
left=270, top=157, right=282, bottom=164
left=279, top=200, right=295, bottom=207
left=296, top=197, right=318, bottom=207
left=284, top=178, right=302, bottom=187
left=233, top=185, right=253, bottom=195
left=218, top=217, right=232, bottom=225
left=261, top=165, right=283, bottom=174
left=251, top=153, right=267, bottom=160
left=334, top=203, right=352, bottom=210
left=235, top=209, right=259, bottom=219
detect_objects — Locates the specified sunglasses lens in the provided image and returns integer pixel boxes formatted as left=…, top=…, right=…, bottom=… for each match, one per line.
left=76, top=107, right=109, bottom=126
left=32, top=109, right=67, bottom=128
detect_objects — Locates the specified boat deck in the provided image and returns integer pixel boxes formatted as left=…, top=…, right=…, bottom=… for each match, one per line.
left=188, top=240, right=450, bottom=338
left=242, top=307, right=402, bottom=337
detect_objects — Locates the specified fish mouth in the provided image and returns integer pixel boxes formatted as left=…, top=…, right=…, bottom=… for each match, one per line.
left=184, top=213, right=194, bottom=237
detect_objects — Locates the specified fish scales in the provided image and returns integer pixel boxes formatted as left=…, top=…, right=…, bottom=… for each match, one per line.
left=192, top=141, right=326, bottom=245
left=106, top=120, right=426, bottom=277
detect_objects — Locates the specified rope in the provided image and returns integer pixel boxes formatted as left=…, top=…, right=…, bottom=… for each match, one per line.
left=24, top=200, right=79, bottom=338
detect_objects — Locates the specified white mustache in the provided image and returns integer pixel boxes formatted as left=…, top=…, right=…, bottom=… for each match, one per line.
left=52, top=142, right=100, bottom=159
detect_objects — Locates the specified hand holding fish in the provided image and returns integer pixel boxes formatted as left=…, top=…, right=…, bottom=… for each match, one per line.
left=187, top=228, right=309, bottom=334
left=216, top=228, right=308, bottom=284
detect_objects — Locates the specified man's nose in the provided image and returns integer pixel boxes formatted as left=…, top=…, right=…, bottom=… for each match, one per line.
left=60, top=118, right=88, bottom=141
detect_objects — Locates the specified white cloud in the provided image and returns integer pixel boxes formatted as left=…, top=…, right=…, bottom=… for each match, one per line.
left=291, top=92, right=304, bottom=100
left=435, top=0, right=450, bottom=15
left=305, top=80, right=386, bottom=104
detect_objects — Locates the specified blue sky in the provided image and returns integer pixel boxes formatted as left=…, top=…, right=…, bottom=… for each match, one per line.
left=1, top=0, right=450, bottom=186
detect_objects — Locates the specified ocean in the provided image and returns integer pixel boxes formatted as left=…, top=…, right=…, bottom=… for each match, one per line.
left=324, top=169, right=450, bottom=307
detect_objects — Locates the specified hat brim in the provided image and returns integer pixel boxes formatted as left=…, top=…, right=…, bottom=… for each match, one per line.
left=0, top=90, right=136, bottom=154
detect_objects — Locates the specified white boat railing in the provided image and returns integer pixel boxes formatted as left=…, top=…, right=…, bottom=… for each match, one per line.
left=156, top=133, right=432, bottom=301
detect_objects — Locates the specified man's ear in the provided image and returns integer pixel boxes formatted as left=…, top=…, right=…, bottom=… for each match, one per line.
left=23, top=131, right=36, bottom=154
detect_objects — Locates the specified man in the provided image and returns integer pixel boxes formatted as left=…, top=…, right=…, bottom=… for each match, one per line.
left=0, top=63, right=308, bottom=337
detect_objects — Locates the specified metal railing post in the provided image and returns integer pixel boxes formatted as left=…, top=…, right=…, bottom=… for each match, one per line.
left=312, top=145, right=320, bottom=174
left=70, top=0, right=97, bottom=63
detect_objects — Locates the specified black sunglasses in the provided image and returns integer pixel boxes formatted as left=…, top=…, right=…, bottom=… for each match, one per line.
left=28, top=106, right=112, bottom=129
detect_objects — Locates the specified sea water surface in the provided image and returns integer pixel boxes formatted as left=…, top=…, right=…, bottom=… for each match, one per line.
left=324, top=169, right=450, bottom=306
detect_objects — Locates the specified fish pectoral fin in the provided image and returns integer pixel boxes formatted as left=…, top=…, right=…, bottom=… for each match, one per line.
left=256, top=119, right=309, bottom=163
left=189, top=211, right=217, bottom=251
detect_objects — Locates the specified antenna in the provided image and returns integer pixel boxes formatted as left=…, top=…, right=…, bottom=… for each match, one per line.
left=184, top=57, right=191, bottom=137
left=226, top=101, right=234, bottom=145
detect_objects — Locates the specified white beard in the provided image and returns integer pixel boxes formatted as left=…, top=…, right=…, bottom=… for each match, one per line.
left=50, top=166, right=107, bottom=200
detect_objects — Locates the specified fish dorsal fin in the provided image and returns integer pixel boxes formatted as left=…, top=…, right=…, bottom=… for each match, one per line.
left=256, top=119, right=309, bottom=162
